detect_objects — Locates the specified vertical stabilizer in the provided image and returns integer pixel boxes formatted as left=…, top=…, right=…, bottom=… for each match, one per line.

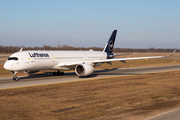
left=103, top=30, right=117, bottom=53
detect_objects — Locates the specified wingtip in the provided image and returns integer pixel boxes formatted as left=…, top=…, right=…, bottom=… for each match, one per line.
left=19, top=46, right=23, bottom=52
left=166, top=49, right=177, bottom=57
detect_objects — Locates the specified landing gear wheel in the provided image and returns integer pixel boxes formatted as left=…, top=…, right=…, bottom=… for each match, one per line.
left=12, top=71, right=19, bottom=81
left=53, top=71, right=64, bottom=76
left=13, top=77, right=19, bottom=81
left=15, top=77, right=19, bottom=81
left=53, top=72, right=57, bottom=76
left=61, top=72, right=64, bottom=75
left=57, top=71, right=61, bottom=76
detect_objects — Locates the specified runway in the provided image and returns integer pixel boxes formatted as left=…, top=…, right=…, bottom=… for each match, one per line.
left=0, top=64, right=180, bottom=89
left=0, top=62, right=5, bottom=64
left=147, top=108, right=180, bottom=120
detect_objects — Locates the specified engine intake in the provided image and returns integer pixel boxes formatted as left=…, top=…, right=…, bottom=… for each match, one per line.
left=75, top=64, right=94, bottom=76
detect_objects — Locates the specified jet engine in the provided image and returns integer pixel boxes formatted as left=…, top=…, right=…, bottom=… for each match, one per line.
left=24, top=70, right=39, bottom=74
left=75, top=64, right=94, bottom=76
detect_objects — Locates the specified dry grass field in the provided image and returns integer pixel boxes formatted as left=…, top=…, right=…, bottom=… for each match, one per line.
left=0, top=52, right=180, bottom=119
left=0, top=70, right=180, bottom=120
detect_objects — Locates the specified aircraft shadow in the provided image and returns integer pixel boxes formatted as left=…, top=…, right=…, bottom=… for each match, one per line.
left=19, top=67, right=135, bottom=80
left=93, top=68, right=137, bottom=76
left=19, top=72, right=76, bottom=80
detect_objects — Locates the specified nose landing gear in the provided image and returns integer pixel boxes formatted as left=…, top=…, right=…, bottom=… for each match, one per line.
left=13, top=71, right=19, bottom=81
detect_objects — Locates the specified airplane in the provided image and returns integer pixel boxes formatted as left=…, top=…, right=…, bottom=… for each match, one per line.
left=4, top=30, right=168, bottom=81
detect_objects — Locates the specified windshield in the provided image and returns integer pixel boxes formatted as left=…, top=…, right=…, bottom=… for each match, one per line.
left=7, top=57, right=18, bottom=61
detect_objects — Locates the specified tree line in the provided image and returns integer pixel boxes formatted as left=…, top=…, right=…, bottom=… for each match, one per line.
left=0, top=45, right=179, bottom=53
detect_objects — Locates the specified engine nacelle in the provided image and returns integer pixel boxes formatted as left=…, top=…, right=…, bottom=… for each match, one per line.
left=24, top=70, right=39, bottom=74
left=75, top=64, right=94, bottom=76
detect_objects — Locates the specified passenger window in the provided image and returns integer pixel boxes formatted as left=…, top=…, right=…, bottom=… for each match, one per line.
left=7, top=57, right=18, bottom=61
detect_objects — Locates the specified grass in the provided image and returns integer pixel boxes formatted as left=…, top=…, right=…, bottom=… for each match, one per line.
left=0, top=70, right=180, bottom=120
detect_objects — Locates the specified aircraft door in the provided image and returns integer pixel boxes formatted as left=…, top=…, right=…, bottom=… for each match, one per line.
left=25, top=54, right=30, bottom=63
left=51, top=54, right=55, bottom=62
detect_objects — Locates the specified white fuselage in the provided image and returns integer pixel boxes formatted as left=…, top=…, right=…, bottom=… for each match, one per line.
left=4, top=50, right=107, bottom=72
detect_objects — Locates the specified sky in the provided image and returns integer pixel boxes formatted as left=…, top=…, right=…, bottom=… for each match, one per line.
left=0, top=0, right=180, bottom=49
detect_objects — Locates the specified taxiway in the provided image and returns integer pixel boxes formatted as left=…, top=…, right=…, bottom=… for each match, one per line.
left=0, top=64, right=180, bottom=89
left=147, top=108, right=180, bottom=120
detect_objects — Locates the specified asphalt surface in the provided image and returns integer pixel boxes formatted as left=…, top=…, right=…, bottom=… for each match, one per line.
left=0, top=62, right=5, bottom=64
left=147, top=108, right=180, bottom=120
left=0, top=64, right=180, bottom=90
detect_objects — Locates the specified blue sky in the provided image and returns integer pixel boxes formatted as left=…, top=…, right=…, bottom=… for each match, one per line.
left=0, top=0, right=180, bottom=48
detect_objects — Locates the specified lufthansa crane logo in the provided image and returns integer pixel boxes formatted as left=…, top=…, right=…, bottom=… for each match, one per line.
left=109, top=41, right=114, bottom=52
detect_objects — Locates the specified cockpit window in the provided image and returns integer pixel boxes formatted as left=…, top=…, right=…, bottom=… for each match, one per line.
left=7, top=57, right=18, bottom=61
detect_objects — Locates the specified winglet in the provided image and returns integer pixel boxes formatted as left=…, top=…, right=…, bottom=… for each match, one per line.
left=166, top=49, right=177, bottom=57
left=19, top=47, right=23, bottom=52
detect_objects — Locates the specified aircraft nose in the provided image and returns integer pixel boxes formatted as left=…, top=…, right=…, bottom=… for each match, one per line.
left=3, top=62, right=11, bottom=71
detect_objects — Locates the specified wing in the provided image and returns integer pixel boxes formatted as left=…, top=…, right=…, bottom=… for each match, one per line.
left=166, top=49, right=177, bottom=57
left=57, top=48, right=177, bottom=68
left=92, top=56, right=163, bottom=64
left=58, top=56, right=163, bottom=67
left=102, top=49, right=177, bottom=64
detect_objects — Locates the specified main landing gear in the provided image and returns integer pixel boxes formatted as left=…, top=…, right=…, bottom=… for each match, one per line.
left=13, top=71, right=19, bottom=81
left=53, top=70, right=64, bottom=76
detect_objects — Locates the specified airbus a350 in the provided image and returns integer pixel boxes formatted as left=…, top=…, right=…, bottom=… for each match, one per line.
left=4, top=30, right=167, bottom=81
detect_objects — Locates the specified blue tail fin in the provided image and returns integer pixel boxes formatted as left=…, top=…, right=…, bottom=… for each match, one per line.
left=103, top=30, right=117, bottom=53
